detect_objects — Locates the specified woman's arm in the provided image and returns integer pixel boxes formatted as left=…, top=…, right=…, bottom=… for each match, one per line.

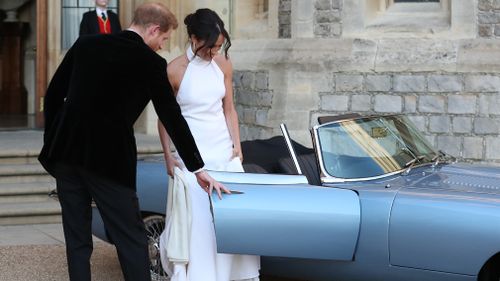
left=217, top=56, right=243, bottom=161
left=157, top=120, right=181, bottom=177
left=157, top=59, right=186, bottom=176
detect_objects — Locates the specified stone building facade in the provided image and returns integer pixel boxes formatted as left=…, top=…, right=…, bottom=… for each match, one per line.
left=229, top=0, right=500, bottom=165
left=22, top=0, right=500, bottom=165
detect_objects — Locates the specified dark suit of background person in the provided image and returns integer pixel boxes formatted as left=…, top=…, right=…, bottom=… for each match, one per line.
left=38, top=28, right=205, bottom=281
left=79, top=9, right=121, bottom=35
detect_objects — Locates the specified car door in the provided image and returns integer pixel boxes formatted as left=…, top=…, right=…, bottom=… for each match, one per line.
left=210, top=171, right=361, bottom=261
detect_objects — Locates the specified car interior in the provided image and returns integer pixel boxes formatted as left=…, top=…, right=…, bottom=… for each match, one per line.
left=240, top=114, right=363, bottom=186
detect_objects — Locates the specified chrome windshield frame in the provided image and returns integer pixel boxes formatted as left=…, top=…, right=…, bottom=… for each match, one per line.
left=312, top=114, right=434, bottom=183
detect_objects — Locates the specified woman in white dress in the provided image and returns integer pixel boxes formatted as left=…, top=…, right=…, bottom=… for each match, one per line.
left=157, top=8, right=260, bottom=281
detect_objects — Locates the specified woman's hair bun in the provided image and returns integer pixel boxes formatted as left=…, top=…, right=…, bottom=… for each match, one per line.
left=184, top=13, right=194, bottom=26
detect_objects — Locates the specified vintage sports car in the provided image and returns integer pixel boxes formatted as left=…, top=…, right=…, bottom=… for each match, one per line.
left=89, top=114, right=500, bottom=281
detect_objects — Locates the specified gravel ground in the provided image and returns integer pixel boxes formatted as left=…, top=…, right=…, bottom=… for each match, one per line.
left=0, top=242, right=124, bottom=281
left=0, top=243, right=296, bottom=281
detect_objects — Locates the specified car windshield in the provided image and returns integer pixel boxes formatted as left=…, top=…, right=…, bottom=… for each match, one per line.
left=316, top=115, right=438, bottom=179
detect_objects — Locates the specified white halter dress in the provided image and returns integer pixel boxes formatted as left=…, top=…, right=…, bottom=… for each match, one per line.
left=163, top=46, right=260, bottom=281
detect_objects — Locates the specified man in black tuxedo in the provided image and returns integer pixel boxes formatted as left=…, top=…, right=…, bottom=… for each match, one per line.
left=79, top=0, right=121, bottom=35
left=39, top=3, right=227, bottom=281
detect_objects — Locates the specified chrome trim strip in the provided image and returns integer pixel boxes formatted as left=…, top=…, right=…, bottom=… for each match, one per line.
left=207, top=170, right=309, bottom=185
left=280, top=123, right=302, bottom=175
left=313, top=124, right=433, bottom=183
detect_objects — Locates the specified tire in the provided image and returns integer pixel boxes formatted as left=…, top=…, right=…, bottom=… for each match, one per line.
left=143, top=215, right=168, bottom=281
left=479, top=259, right=500, bottom=281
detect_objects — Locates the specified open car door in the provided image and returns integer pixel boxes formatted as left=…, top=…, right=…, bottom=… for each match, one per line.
left=209, top=172, right=361, bottom=261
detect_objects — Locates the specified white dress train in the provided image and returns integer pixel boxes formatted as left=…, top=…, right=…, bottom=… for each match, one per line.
left=161, top=46, right=260, bottom=281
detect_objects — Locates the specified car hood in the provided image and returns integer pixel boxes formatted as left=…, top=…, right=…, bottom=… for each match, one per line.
left=408, top=163, right=500, bottom=195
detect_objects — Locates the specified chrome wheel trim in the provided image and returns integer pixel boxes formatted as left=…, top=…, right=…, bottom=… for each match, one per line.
left=143, top=215, right=168, bottom=281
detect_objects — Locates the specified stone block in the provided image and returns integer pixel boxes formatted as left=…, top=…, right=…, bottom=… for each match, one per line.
left=436, top=136, right=462, bottom=158
left=331, top=0, right=342, bottom=9
left=315, top=10, right=341, bottom=23
left=404, top=96, right=417, bottom=113
left=393, top=75, right=426, bottom=92
left=452, top=116, right=473, bottom=133
left=464, top=74, right=500, bottom=92
left=474, top=117, right=499, bottom=134
left=255, top=109, right=268, bottom=126
left=241, top=72, right=255, bottom=89
left=321, top=95, right=349, bottom=111
left=479, top=94, right=500, bottom=115
left=479, top=0, right=493, bottom=11
left=258, top=91, right=273, bottom=107
left=494, top=0, right=500, bottom=9
left=463, top=137, right=484, bottom=159
left=242, top=107, right=256, bottom=124
left=374, top=95, right=402, bottom=113
left=479, top=24, right=494, bottom=37
left=255, top=72, right=269, bottom=90
left=233, top=71, right=244, bottom=88
left=314, top=24, right=330, bottom=37
left=280, top=0, right=292, bottom=11
left=331, top=23, right=342, bottom=37
left=279, top=14, right=291, bottom=24
left=351, top=94, right=371, bottom=112
left=279, top=25, right=292, bottom=38
left=365, top=75, right=391, bottom=92
left=478, top=12, right=500, bottom=24
left=429, top=115, right=450, bottom=133
left=495, top=25, right=500, bottom=36
left=314, top=0, right=331, bottom=10
left=448, top=95, right=476, bottom=114
left=428, top=75, right=462, bottom=92
left=418, top=95, right=445, bottom=113
left=407, top=115, right=426, bottom=132
left=335, top=74, right=364, bottom=92
left=486, top=137, right=500, bottom=159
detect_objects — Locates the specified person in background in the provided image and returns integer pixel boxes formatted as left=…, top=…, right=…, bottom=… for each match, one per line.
left=79, top=0, right=121, bottom=35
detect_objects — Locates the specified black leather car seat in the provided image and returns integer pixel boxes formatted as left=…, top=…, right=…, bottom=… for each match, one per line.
left=278, top=153, right=321, bottom=186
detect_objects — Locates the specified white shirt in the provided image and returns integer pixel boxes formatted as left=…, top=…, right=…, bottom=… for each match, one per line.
left=95, top=7, right=108, bottom=20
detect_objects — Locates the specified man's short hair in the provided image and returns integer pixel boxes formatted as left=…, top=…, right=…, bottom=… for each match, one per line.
left=132, top=2, right=178, bottom=32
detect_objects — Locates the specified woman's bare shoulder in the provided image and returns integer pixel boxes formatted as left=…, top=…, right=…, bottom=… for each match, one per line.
left=167, top=55, right=189, bottom=79
left=167, top=55, right=189, bottom=73
left=213, top=54, right=232, bottom=75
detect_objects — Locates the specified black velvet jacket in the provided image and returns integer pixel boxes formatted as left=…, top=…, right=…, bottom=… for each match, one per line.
left=79, top=10, right=122, bottom=35
left=39, top=31, right=204, bottom=188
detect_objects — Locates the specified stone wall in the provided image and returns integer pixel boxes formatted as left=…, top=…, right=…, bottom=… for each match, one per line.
left=314, top=0, right=342, bottom=38
left=314, top=73, right=500, bottom=162
left=478, top=0, right=500, bottom=37
left=230, top=35, right=500, bottom=165
left=233, top=70, right=274, bottom=140
left=279, top=0, right=292, bottom=38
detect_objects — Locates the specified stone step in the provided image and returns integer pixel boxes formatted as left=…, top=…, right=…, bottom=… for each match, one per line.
left=0, top=182, right=55, bottom=196
left=0, top=163, right=46, bottom=176
left=0, top=156, right=39, bottom=165
left=0, top=200, right=61, bottom=226
left=0, top=194, right=54, bottom=204
left=0, top=163, right=52, bottom=184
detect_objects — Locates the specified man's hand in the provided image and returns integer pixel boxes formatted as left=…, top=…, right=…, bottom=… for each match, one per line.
left=195, top=170, right=231, bottom=199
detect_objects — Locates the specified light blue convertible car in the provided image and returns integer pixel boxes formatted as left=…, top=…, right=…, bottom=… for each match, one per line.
left=90, top=114, right=500, bottom=281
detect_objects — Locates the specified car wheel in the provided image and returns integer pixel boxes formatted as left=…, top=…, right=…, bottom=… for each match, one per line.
left=478, top=258, right=500, bottom=281
left=143, top=215, right=168, bottom=281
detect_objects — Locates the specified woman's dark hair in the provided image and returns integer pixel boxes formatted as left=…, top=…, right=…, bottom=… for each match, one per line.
left=184, top=8, right=231, bottom=59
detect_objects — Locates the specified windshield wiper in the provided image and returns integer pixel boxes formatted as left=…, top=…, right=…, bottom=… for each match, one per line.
left=402, top=155, right=425, bottom=175
left=432, top=150, right=456, bottom=166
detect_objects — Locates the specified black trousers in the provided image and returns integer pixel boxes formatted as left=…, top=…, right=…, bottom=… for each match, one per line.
left=55, top=164, right=151, bottom=281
